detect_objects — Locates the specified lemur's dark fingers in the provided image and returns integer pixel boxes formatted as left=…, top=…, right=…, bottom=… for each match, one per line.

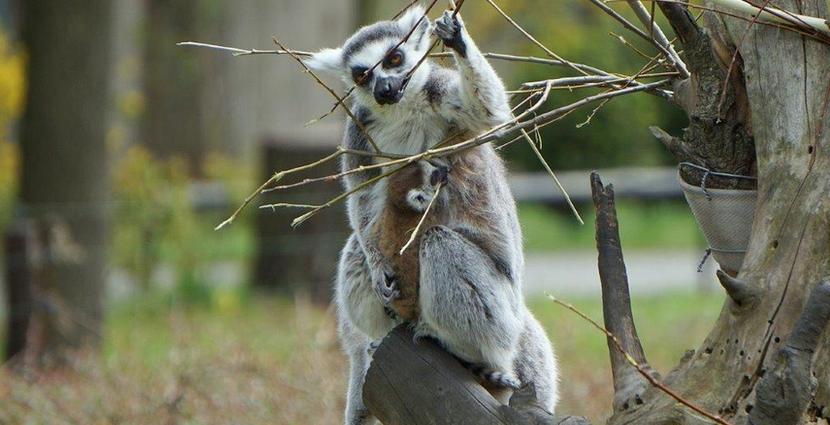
left=430, top=166, right=449, bottom=186
left=433, top=11, right=467, bottom=56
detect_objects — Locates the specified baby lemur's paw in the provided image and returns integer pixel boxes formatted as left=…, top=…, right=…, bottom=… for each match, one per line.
left=371, top=260, right=400, bottom=305
left=429, top=164, right=449, bottom=187
left=433, top=10, right=467, bottom=56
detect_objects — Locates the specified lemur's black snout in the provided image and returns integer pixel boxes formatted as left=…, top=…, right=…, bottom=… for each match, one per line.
left=373, top=76, right=404, bottom=105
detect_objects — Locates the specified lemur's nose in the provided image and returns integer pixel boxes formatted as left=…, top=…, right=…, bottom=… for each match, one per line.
left=374, top=76, right=403, bottom=105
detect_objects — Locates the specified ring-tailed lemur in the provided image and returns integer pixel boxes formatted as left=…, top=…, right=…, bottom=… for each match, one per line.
left=303, top=7, right=558, bottom=424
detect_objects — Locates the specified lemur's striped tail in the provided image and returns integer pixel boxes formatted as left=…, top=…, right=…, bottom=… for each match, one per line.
left=460, top=360, right=522, bottom=389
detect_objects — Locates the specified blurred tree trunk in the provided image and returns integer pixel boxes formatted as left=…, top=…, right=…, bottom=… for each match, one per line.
left=17, top=0, right=114, bottom=363
left=224, top=0, right=354, bottom=298
left=141, top=0, right=228, bottom=175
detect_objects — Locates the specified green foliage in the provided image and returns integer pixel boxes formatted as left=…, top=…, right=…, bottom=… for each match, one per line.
left=112, top=146, right=254, bottom=298
left=464, top=1, right=687, bottom=171
left=520, top=200, right=703, bottom=252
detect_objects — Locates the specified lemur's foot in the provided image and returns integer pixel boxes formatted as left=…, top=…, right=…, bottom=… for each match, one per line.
left=371, top=260, right=400, bottom=305
left=462, top=361, right=522, bottom=390
left=433, top=10, right=467, bottom=57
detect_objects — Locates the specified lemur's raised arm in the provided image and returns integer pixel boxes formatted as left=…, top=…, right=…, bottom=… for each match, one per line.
left=433, top=11, right=512, bottom=131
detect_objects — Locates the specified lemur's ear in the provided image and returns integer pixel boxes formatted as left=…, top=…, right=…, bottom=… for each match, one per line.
left=396, top=5, right=431, bottom=50
left=303, top=47, right=344, bottom=76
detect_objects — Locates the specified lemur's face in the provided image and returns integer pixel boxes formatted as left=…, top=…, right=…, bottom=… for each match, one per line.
left=304, top=6, right=433, bottom=107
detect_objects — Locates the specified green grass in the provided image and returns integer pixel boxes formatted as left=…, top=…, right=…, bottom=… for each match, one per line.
left=519, top=200, right=705, bottom=252
left=1, top=290, right=724, bottom=424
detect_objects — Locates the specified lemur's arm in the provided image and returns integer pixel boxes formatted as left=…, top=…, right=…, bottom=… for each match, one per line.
left=342, top=113, right=400, bottom=305
left=433, top=11, right=512, bottom=131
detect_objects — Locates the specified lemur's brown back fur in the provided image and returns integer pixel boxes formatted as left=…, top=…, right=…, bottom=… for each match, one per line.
left=375, top=163, right=444, bottom=321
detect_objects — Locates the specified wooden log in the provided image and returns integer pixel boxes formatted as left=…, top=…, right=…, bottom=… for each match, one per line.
left=363, top=325, right=590, bottom=425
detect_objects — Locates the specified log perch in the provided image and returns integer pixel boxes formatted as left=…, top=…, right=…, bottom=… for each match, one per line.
left=363, top=325, right=591, bottom=425
left=590, top=172, right=655, bottom=412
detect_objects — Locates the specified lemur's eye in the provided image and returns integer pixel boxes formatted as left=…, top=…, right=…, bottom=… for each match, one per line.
left=385, top=51, right=404, bottom=68
left=351, top=67, right=371, bottom=85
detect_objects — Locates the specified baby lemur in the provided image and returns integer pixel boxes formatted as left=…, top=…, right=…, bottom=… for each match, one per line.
left=304, top=6, right=558, bottom=425
left=375, top=161, right=448, bottom=321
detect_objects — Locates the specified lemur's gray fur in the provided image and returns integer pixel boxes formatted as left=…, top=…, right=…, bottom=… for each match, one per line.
left=304, top=7, right=558, bottom=424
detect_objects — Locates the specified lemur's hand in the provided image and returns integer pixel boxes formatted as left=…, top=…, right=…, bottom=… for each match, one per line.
left=429, top=162, right=450, bottom=187
left=371, top=258, right=399, bottom=306
left=433, top=10, right=467, bottom=57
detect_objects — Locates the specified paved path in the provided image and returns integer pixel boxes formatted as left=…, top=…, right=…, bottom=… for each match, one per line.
left=524, top=249, right=719, bottom=296
left=0, top=249, right=720, bottom=315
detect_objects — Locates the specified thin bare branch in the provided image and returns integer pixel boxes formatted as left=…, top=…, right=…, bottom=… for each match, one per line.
left=485, top=0, right=592, bottom=76
left=214, top=149, right=344, bottom=230
left=625, top=0, right=691, bottom=78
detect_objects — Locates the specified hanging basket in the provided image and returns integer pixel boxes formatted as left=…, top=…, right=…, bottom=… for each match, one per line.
left=678, top=163, right=757, bottom=274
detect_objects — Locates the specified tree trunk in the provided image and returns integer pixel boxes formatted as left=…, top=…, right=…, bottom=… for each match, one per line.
left=608, top=1, right=830, bottom=423
left=141, top=0, right=228, bottom=175
left=17, top=0, right=114, bottom=363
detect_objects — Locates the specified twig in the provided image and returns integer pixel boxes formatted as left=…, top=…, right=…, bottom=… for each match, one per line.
left=398, top=183, right=443, bottom=255
left=214, top=149, right=343, bottom=230
left=523, top=130, right=583, bottom=224
left=282, top=80, right=669, bottom=226
left=258, top=203, right=319, bottom=210
left=707, top=0, right=830, bottom=37
left=271, top=37, right=382, bottom=153
left=547, top=294, right=733, bottom=425
left=584, top=0, right=686, bottom=69
left=485, top=0, right=590, bottom=76
left=625, top=0, right=690, bottom=78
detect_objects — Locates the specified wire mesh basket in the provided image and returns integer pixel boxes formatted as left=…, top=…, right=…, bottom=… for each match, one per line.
left=678, top=162, right=757, bottom=274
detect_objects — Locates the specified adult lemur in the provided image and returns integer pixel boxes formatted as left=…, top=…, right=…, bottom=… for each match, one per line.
left=304, top=6, right=558, bottom=424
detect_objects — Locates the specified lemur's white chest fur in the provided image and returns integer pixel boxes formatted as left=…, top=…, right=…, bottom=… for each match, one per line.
left=363, top=92, right=451, bottom=156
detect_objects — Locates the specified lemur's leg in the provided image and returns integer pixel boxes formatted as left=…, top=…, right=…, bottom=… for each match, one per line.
left=336, top=233, right=399, bottom=342
left=416, top=225, right=524, bottom=385
left=339, top=320, right=380, bottom=425
left=336, top=233, right=396, bottom=425
left=433, top=11, right=512, bottom=127
left=342, top=113, right=400, bottom=307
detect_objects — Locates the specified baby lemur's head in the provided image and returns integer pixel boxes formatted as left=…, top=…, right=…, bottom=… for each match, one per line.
left=304, top=6, right=433, bottom=108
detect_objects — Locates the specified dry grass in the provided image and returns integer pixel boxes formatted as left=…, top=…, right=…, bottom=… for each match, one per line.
left=0, top=290, right=723, bottom=424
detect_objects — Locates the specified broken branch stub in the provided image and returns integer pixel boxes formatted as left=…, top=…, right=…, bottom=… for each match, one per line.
left=590, top=172, right=655, bottom=412
left=748, top=280, right=830, bottom=425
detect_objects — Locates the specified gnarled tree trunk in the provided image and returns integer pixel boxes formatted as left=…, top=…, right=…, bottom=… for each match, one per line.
left=607, top=1, right=830, bottom=424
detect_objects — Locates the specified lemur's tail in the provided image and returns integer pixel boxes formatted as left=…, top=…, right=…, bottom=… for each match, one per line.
left=461, top=360, right=522, bottom=389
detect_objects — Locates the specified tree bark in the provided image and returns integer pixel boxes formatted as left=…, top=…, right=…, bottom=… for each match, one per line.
left=18, top=0, right=114, bottom=363
left=606, top=1, right=830, bottom=423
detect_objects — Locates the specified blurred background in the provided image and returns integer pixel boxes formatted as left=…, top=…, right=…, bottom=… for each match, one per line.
left=0, top=0, right=724, bottom=423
